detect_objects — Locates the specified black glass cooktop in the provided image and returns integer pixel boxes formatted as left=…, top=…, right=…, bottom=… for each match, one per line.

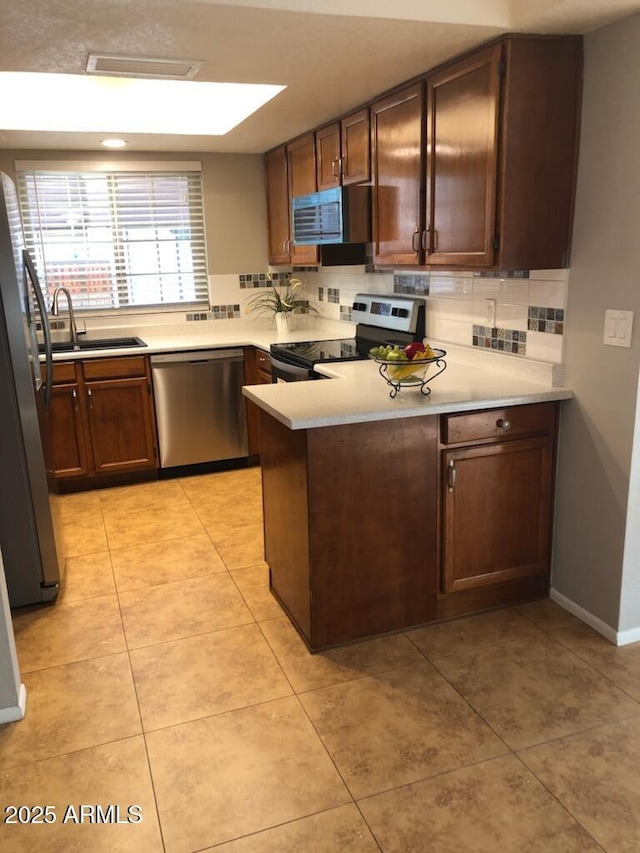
left=270, top=338, right=367, bottom=368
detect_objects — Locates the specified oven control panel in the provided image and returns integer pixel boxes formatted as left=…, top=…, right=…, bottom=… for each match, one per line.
left=351, top=293, right=424, bottom=336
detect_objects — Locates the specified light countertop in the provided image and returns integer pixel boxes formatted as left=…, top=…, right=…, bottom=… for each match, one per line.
left=44, top=318, right=354, bottom=360
left=242, top=353, right=572, bottom=430
left=44, top=318, right=572, bottom=430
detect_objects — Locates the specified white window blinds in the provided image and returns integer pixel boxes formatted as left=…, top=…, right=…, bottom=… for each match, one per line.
left=16, top=162, right=208, bottom=312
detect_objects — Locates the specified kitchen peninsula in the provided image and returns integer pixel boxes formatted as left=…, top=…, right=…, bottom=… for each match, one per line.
left=243, top=354, right=572, bottom=651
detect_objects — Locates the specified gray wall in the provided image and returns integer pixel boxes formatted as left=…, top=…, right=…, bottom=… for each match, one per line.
left=553, top=13, right=640, bottom=628
left=0, top=150, right=269, bottom=275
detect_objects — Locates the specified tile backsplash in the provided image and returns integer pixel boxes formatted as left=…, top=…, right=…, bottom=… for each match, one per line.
left=206, top=265, right=569, bottom=365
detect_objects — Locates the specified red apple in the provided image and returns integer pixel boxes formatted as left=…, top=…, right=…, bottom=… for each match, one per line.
left=404, top=342, right=426, bottom=360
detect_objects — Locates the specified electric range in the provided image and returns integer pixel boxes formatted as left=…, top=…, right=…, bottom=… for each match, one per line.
left=269, top=293, right=425, bottom=381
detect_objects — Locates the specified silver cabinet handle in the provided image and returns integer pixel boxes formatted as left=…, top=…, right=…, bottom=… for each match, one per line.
left=412, top=230, right=421, bottom=253
left=448, top=459, right=456, bottom=492
left=87, top=387, right=93, bottom=409
left=72, top=387, right=78, bottom=410
left=497, top=418, right=511, bottom=431
left=422, top=227, right=430, bottom=253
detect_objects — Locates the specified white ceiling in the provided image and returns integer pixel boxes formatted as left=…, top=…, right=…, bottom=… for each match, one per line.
left=0, top=0, right=638, bottom=154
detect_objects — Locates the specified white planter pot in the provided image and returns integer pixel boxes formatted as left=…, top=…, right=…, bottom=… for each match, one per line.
left=275, top=312, right=295, bottom=334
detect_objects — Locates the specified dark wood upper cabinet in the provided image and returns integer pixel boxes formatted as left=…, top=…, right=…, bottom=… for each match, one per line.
left=341, top=108, right=370, bottom=185
left=315, top=111, right=371, bottom=190
left=316, top=123, right=341, bottom=191
left=370, top=84, right=425, bottom=266
left=266, top=34, right=581, bottom=271
left=425, top=45, right=501, bottom=267
left=424, top=37, right=582, bottom=270
left=264, top=146, right=291, bottom=265
left=286, top=133, right=318, bottom=265
left=496, top=37, right=582, bottom=270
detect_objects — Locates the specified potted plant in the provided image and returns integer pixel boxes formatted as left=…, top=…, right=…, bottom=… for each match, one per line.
left=245, top=273, right=318, bottom=333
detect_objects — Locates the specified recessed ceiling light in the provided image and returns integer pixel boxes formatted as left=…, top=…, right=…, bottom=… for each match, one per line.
left=101, top=138, right=127, bottom=148
left=0, top=73, right=286, bottom=136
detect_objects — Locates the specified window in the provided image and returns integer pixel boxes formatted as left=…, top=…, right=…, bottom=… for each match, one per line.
left=16, top=160, right=208, bottom=312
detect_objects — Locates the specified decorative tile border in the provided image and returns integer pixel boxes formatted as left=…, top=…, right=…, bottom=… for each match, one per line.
left=318, top=286, right=324, bottom=302
left=528, top=306, right=565, bottom=334
left=212, top=304, right=241, bottom=319
left=340, top=305, right=353, bottom=322
left=473, top=324, right=527, bottom=355
left=474, top=270, right=530, bottom=279
left=327, top=287, right=340, bottom=304
left=293, top=266, right=319, bottom=272
left=239, top=272, right=289, bottom=288
left=394, top=273, right=430, bottom=295
left=186, top=312, right=211, bottom=321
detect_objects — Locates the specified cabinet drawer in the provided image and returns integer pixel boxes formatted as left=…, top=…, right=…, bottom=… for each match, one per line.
left=43, top=361, right=77, bottom=384
left=442, top=403, right=556, bottom=444
left=256, top=349, right=271, bottom=369
left=82, top=356, right=148, bottom=380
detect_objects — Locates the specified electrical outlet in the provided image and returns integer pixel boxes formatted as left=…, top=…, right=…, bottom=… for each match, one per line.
left=485, top=298, right=497, bottom=328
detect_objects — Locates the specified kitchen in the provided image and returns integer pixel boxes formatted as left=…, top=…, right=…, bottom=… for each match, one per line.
left=1, top=1, right=640, bottom=851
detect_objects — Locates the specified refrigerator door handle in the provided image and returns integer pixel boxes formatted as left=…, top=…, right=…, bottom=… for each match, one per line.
left=23, top=250, right=52, bottom=411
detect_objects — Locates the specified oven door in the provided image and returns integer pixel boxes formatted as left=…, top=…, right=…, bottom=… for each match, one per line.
left=270, top=355, right=316, bottom=382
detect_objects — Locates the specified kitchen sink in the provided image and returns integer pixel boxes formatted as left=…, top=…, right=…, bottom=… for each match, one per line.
left=38, top=336, right=147, bottom=354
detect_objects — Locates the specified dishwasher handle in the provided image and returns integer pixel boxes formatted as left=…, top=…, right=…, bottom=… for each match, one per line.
left=150, top=349, right=244, bottom=365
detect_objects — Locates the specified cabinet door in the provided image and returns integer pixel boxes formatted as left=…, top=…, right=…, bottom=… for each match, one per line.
left=264, top=146, right=291, bottom=265
left=316, top=123, right=341, bottom=191
left=84, top=377, right=157, bottom=475
left=287, top=133, right=319, bottom=265
left=442, top=436, right=553, bottom=593
left=341, top=108, right=370, bottom=185
left=425, top=44, right=501, bottom=267
left=42, top=384, right=90, bottom=478
left=370, top=84, right=424, bottom=265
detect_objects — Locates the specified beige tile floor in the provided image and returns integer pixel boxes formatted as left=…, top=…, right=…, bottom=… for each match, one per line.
left=3, top=467, right=640, bottom=851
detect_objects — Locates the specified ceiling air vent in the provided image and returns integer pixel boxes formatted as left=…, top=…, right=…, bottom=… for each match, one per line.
left=86, top=54, right=203, bottom=80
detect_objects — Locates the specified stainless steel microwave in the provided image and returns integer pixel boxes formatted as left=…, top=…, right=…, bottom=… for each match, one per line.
left=291, top=185, right=371, bottom=245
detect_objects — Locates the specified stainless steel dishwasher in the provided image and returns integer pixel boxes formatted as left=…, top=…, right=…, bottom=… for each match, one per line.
left=151, top=349, right=248, bottom=468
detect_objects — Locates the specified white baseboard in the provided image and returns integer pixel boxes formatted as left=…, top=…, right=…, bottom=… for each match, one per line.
left=550, top=588, right=617, bottom=643
left=0, top=683, right=27, bottom=724
left=550, top=588, right=639, bottom=646
left=616, top=626, right=640, bottom=646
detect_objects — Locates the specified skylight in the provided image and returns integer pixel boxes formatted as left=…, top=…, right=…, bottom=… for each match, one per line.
left=0, top=73, right=286, bottom=136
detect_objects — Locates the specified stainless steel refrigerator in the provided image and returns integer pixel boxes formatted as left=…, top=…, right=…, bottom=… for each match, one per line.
left=0, top=171, right=62, bottom=607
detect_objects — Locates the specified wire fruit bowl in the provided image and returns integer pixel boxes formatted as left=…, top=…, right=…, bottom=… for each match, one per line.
left=374, top=348, right=447, bottom=398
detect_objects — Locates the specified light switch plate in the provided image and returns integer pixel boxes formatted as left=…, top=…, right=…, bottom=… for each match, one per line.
left=604, top=309, right=634, bottom=348
left=485, top=298, right=496, bottom=327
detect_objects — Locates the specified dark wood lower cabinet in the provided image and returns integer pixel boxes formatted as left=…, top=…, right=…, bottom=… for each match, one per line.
left=45, top=383, right=90, bottom=478
left=244, top=347, right=272, bottom=462
left=41, top=356, right=158, bottom=490
left=260, top=410, right=439, bottom=650
left=259, top=401, right=559, bottom=650
left=85, top=377, right=157, bottom=474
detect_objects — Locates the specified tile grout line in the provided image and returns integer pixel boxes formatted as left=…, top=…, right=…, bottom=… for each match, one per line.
left=511, top=751, right=608, bottom=853
left=105, top=502, right=169, bottom=853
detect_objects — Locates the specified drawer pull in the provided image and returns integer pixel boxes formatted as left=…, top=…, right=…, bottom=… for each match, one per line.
left=497, top=418, right=511, bottom=431
left=87, top=387, right=93, bottom=409
left=448, top=459, right=456, bottom=492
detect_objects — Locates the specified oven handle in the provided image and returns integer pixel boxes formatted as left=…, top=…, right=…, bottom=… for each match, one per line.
left=269, top=355, right=313, bottom=382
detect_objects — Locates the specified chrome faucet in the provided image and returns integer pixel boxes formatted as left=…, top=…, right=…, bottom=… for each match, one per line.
left=51, top=287, right=78, bottom=345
